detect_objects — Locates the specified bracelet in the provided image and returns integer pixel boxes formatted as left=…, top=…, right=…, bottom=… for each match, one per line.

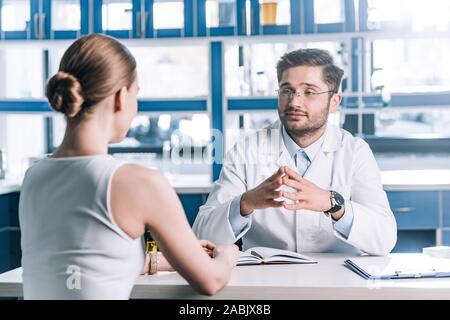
left=146, top=240, right=158, bottom=275
left=148, top=252, right=158, bottom=275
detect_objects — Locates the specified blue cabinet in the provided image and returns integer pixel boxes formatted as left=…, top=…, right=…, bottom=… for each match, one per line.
left=0, top=194, right=11, bottom=273
left=444, top=192, right=450, bottom=247
left=0, top=192, right=21, bottom=273
left=387, top=191, right=439, bottom=230
left=178, top=194, right=208, bottom=226
left=443, top=231, right=450, bottom=246
left=0, top=194, right=10, bottom=228
left=392, top=230, right=436, bottom=253
left=8, top=193, right=21, bottom=270
left=443, top=191, right=450, bottom=227
left=387, top=191, right=440, bottom=253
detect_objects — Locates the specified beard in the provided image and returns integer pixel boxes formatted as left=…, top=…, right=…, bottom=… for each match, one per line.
left=278, top=101, right=330, bottom=137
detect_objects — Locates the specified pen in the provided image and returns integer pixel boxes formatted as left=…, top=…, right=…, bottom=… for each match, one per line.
left=394, top=269, right=437, bottom=278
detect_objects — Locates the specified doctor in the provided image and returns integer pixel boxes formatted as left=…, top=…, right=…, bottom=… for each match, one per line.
left=193, top=48, right=397, bottom=256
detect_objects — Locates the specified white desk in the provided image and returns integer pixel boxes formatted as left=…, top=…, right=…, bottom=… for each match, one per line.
left=2, top=253, right=450, bottom=299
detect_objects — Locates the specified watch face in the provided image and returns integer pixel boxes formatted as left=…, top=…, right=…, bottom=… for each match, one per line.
left=325, top=191, right=345, bottom=214
left=333, top=191, right=344, bottom=206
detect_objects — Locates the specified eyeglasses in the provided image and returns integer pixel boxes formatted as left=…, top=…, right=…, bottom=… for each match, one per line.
left=276, top=88, right=335, bottom=100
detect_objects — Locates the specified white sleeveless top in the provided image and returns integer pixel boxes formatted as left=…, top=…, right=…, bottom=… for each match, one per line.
left=19, top=155, right=145, bottom=299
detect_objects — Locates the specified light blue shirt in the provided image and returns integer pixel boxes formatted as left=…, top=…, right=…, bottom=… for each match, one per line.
left=228, top=126, right=354, bottom=239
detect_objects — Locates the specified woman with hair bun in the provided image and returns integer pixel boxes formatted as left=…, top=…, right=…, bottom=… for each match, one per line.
left=19, top=34, right=238, bottom=300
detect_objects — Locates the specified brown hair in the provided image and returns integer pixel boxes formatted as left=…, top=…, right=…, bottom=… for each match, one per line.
left=46, top=34, right=137, bottom=118
left=276, top=48, right=344, bottom=92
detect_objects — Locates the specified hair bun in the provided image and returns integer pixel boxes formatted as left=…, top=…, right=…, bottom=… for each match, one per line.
left=46, top=71, right=85, bottom=118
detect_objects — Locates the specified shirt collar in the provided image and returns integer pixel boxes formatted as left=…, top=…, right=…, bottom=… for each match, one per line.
left=281, top=125, right=326, bottom=163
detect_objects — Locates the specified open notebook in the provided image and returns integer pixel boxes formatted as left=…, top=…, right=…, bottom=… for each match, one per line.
left=237, top=247, right=317, bottom=266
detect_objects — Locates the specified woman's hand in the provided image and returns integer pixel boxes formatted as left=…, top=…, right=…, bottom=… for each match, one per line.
left=199, top=239, right=216, bottom=257
left=212, top=244, right=240, bottom=268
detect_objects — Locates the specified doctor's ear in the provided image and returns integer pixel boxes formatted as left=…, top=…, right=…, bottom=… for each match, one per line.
left=113, top=86, right=128, bottom=113
left=329, top=93, right=342, bottom=113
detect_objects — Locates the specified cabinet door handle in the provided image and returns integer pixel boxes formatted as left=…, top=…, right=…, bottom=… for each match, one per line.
left=241, top=7, right=246, bottom=35
left=33, top=13, right=39, bottom=38
left=392, top=207, right=415, bottom=213
left=136, top=12, right=141, bottom=37
left=251, top=5, right=254, bottom=34
left=40, top=13, right=46, bottom=39
left=142, top=11, right=148, bottom=37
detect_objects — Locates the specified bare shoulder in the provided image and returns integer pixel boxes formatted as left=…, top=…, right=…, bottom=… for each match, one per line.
left=110, top=164, right=177, bottom=235
left=112, top=164, right=180, bottom=208
left=113, top=164, right=167, bottom=190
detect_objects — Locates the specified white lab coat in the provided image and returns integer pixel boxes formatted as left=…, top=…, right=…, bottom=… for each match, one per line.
left=193, top=121, right=397, bottom=256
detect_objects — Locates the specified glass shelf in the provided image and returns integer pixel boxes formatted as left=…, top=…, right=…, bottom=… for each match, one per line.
left=102, top=0, right=133, bottom=31
left=369, top=38, right=450, bottom=94
left=153, top=0, right=184, bottom=30
left=0, top=48, right=44, bottom=99
left=224, top=41, right=348, bottom=97
left=51, top=0, right=81, bottom=31
left=129, top=45, right=208, bottom=98
left=0, top=0, right=30, bottom=39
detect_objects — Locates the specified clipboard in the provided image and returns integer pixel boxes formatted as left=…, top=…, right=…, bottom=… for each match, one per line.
left=344, top=254, right=450, bottom=280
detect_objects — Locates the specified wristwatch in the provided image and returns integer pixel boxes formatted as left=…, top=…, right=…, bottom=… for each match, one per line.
left=324, top=190, right=345, bottom=215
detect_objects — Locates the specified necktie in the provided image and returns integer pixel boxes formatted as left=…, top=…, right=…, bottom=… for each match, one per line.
left=295, top=150, right=311, bottom=177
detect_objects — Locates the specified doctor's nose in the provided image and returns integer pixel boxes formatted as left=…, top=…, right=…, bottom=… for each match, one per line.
left=288, top=93, right=306, bottom=107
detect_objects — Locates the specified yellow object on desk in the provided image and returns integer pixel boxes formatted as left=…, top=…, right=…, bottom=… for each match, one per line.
left=146, top=240, right=158, bottom=253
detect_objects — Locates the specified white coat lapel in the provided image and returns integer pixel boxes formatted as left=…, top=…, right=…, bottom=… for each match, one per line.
left=276, top=141, right=296, bottom=170
left=303, top=124, right=343, bottom=189
left=257, top=121, right=295, bottom=179
left=303, top=151, right=333, bottom=189
left=255, top=120, right=286, bottom=184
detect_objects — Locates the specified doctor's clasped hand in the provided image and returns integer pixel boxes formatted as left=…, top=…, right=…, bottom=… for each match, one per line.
left=240, top=167, right=285, bottom=216
left=279, top=166, right=345, bottom=220
left=241, top=165, right=343, bottom=220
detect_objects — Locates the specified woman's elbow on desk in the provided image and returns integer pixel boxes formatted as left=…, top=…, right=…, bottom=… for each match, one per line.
left=189, top=245, right=238, bottom=296
left=189, top=262, right=232, bottom=296
left=196, top=275, right=229, bottom=296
